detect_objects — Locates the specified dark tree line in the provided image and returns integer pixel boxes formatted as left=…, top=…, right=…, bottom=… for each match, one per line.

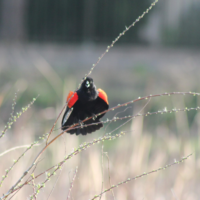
left=0, top=0, right=200, bottom=46
left=26, top=0, right=149, bottom=43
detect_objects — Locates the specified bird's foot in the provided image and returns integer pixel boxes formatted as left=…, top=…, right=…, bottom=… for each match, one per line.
left=78, top=120, right=84, bottom=128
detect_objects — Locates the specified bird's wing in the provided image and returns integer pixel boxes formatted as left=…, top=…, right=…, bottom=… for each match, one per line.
left=98, top=88, right=109, bottom=104
left=92, top=88, right=109, bottom=119
left=66, top=91, right=78, bottom=108
left=61, top=91, right=79, bottom=130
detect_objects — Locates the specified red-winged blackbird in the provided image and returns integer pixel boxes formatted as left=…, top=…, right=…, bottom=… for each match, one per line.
left=61, top=77, right=109, bottom=135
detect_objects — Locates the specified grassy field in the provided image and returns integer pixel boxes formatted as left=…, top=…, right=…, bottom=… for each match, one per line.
left=0, top=44, right=200, bottom=199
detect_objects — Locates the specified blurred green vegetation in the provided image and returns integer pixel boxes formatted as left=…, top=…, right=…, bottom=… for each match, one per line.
left=0, top=55, right=199, bottom=138
left=26, top=0, right=149, bottom=43
left=0, top=46, right=200, bottom=199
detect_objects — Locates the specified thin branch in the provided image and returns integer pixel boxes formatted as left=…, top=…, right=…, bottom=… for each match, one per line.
left=46, top=166, right=63, bottom=200
left=105, top=97, right=151, bottom=136
left=90, top=154, right=193, bottom=200
left=46, top=103, right=67, bottom=144
left=0, top=96, right=38, bottom=139
left=104, top=152, right=115, bottom=200
left=61, top=91, right=200, bottom=131
left=0, top=144, right=41, bottom=157
left=66, top=167, right=78, bottom=200
left=1, top=91, right=199, bottom=199
left=99, top=145, right=105, bottom=200
left=81, top=0, right=159, bottom=84
left=0, top=141, right=41, bottom=188
left=2, top=132, right=125, bottom=199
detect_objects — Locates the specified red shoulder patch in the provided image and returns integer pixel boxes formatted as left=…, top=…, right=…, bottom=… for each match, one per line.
left=98, top=89, right=109, bottom=105
left=66, top=91, right=78, bottom=108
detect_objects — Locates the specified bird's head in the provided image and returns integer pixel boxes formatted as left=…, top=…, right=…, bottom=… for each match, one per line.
left=81, top=77, right=95, bottom=91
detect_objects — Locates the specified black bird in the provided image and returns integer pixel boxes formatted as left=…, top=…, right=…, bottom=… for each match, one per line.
left=61, top=77, right=109, bottom=135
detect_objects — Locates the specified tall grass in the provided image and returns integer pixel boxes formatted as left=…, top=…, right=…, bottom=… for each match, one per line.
left=1, top=0, right=200, bottom=199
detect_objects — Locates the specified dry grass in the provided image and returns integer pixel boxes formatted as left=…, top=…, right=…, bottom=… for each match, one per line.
left=0, top=45, right=200, bottom=199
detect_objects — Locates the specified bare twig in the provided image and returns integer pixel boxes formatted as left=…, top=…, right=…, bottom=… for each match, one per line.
left=2, top=132, right=125, bottom=199
left=1, top=90, right=197, bottom=199
left=104, top=152, right=115, bottom=200
left=66, top=167, right=78, bottom=200
left=90, top=154, right=193, bottom=200
left=0, top=144, right=41, bottom=157
left=46, top=166, right=63, bottom=200
left=99, top=145, right=105, bottom=200
left=0, top=95, right=38, bottom=139
left=81, top=0, right=159, bottom=85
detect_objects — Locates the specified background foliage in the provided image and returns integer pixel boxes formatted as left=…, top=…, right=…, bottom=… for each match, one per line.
left=0, top=0, right=200, bottom=199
